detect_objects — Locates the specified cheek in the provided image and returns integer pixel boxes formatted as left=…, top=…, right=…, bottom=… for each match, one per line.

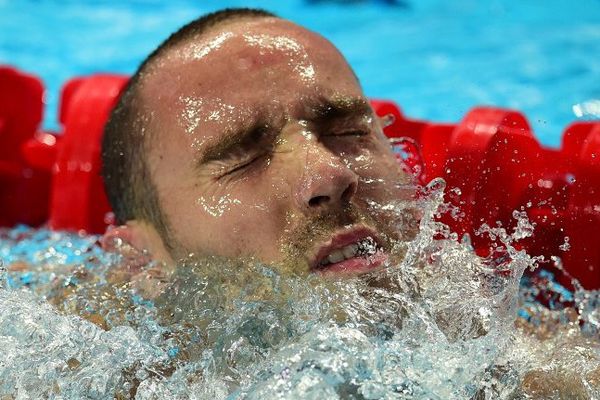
left=187, top=173, right=294, bottom=258
left=350, top=143, right=413, bottom=201
left=340, top=140, right=400, bottom=181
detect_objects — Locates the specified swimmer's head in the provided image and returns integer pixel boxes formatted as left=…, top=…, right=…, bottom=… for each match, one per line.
left=101, top=8, right=418, bottom=276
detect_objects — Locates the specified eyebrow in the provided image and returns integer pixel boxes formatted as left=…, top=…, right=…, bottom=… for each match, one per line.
left=195, top=115, right=269, bottom=167
left=309, top=96, right=372, bottom=122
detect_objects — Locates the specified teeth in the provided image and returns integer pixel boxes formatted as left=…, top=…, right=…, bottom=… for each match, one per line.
left=319, top=243, right=364, bottom=267
left=327, top=250, right=345, bottom=264
left=317, top=237, right=381, bottom=268
left=342, top=244, right=358, bottom=259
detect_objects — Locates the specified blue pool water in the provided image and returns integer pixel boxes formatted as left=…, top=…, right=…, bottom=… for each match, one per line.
left=0, top=186, right=598, bottom=398
left=1, top=0, right=599, bottom=146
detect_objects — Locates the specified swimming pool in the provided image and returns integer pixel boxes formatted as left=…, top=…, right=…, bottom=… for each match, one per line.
left=1, top=0, right=599, bottom=146
left=1, top=1, right=600, bottom=398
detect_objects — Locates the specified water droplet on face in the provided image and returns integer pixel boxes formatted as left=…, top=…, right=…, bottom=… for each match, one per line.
left=185, top=31, right=234, bottom=61
left=243, top=33, right=316, bottom=84
left=196, top=194, right=242, bottom=217
left=179, top=96, right=204, bottom=134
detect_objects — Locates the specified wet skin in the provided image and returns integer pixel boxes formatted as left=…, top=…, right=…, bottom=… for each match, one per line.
left=128, top=17, right=417, bottom=276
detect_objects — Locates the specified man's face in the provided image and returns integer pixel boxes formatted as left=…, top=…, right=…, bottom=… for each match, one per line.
left=139, top=17, right=417, bottom=276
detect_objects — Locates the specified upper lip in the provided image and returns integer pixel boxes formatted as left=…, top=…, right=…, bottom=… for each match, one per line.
left=308, top=225, right=383, bottom=271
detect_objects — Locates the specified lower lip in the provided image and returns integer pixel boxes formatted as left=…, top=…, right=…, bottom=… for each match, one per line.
left=314, top=251, right=388, bottom=276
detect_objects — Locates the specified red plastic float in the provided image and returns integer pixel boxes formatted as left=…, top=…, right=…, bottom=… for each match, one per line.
left=371, top=101, right=600, bottom=290
left=17, top=73, right=129, bottom=233
left=48, top=75, right=128, bottom=233
left=0, top=66, right=50, bottom=227
left=2, top=66, right=599, bottom=289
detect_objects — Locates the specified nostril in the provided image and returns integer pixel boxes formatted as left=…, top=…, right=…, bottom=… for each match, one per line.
left=341, top=182, right=357, bottom=203
left=308, top=195, right=330, bottom=208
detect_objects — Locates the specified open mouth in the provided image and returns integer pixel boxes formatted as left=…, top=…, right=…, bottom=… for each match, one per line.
left=310, top=227, right=388, bottom=275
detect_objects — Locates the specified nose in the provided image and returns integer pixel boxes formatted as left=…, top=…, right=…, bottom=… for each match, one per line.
left=295, top=145, right=359, bottom=213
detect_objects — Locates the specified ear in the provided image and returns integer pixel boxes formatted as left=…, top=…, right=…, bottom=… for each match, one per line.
left=101, top=221, right=174, bottom=265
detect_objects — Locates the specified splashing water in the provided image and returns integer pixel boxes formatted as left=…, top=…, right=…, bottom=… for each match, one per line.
left=0, top=183, right=598, bottom=399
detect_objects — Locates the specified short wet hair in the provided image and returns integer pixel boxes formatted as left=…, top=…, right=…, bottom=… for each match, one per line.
left=101, top=8, right=276, bottom=242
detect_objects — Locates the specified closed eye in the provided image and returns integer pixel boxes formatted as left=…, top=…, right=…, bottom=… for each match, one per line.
left=220, top=153, right=265, bottom=178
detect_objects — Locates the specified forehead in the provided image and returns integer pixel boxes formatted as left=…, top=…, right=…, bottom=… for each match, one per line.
left=139, top=18, right=363, bottom=154
left=149, top=19, right=352, bottom=80
left=141, top=18, right=360, bottom=111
